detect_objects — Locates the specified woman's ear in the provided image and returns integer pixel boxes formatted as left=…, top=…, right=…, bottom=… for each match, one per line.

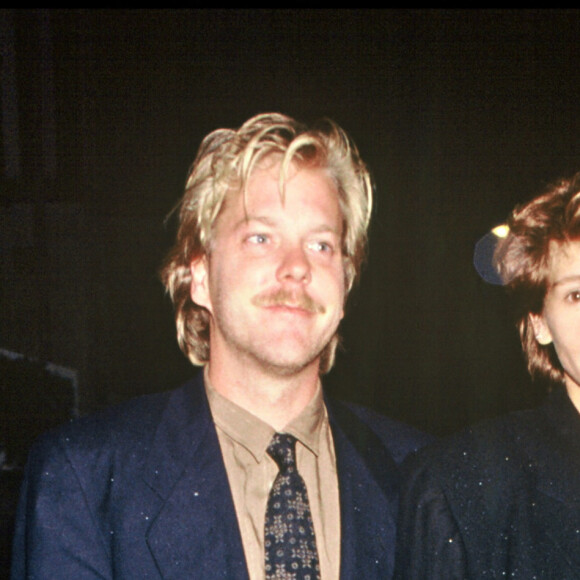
left=190, top=256, right=212, bottom=312
left=529, top=312, right=553, bottom=346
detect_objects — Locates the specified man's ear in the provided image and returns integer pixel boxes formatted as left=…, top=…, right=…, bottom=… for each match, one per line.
left=529, top=313, right=553, bottom=345
left=190, top=255, right=212, bottom=313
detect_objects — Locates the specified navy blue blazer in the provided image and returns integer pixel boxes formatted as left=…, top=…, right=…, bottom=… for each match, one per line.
left=395, top=387, right=580, bottom=579
left=12, top=372, right=429, bottom=579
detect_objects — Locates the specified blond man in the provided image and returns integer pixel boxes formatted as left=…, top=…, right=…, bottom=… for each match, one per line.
left=13, top=114, right=428, bottom=579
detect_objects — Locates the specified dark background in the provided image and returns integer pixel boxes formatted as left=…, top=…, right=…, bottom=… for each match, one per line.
left=2, top=9, right=580, bottom=450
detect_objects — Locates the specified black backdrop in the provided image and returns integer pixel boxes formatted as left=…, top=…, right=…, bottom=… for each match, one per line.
left=2, top=9, right=580, bottom=444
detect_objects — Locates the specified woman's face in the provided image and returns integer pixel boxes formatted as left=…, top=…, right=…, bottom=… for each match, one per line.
left=531, top=240, right=580, bottom=411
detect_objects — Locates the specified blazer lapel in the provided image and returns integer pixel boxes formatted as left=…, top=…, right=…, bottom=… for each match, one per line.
left=327, top=399, right=400, bottom=580
left=143, top=374, right=249, bottom=579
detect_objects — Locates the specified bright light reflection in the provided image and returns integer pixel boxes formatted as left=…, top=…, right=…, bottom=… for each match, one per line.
left=491, top=224, right=509, bottom=238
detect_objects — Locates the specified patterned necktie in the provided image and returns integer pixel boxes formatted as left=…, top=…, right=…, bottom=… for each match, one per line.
left=264, top=433, right=320, bottom=580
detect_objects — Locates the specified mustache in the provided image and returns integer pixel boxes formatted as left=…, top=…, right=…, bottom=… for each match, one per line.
left=251, top=288, right=325, bottom=314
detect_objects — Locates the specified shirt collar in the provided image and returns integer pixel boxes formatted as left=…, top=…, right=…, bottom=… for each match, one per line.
left=204, top=369, right=325, bottom=462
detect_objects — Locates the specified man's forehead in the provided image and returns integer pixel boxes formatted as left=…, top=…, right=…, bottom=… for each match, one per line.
left=223, top=157, right=330, bottom=202
left=211, top=162, right=341, bottom=236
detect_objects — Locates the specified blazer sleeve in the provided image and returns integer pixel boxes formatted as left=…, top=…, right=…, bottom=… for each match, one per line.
left=394, top=453, right=468, bottom=580
left=11, top=433, right=112, bottom=579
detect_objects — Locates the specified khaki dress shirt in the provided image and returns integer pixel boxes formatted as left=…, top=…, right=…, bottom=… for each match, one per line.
left=206, top=378, right=340, bottom=580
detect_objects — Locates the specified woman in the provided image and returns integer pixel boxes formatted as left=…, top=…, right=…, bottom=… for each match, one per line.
left=395, top=173, right=580, bottom=579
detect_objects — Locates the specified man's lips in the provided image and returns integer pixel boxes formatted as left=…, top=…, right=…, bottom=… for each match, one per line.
left=263, top=304, right=312, bottom=316
left=251, top=288, right=326, bottom=314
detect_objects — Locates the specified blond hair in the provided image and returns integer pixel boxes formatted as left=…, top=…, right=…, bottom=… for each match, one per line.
left=161, top=113, right=373, bottom=372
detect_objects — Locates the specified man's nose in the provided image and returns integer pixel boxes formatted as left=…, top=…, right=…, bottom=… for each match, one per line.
left=276, top=243, right=311, bottom=284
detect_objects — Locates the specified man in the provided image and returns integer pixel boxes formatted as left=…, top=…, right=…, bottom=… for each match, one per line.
left=12, top=113, right=428, bottom=579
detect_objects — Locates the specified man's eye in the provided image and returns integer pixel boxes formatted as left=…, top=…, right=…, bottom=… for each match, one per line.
left=566, top=290, right=580, bottom=302
left=308, top=241, right=333, bottom=253
left=247, top=234, right=269, bottom=244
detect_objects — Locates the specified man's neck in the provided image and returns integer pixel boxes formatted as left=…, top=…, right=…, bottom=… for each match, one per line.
left=205, top=357, right=320, bottom=431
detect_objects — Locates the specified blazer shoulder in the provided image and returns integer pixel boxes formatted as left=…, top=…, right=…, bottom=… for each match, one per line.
left=403, top=402, right=551, bottom=496
left=29, top=377, right=202, bottom=474
left=39, top=390, right=169, bottom=451
left=328, top=398, right=434, bottom=465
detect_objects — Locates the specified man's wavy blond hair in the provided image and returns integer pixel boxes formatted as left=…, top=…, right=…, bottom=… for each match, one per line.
left=494, top=172, right=580, bottom=386
left=160, top=113, right=373, bottom=373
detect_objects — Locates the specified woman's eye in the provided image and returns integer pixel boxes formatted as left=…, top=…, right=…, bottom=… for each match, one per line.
left=566, top=290, right=580, bottom=302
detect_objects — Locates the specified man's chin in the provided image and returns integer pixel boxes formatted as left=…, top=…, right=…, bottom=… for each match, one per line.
left=251, top=346, right=325, bottom=377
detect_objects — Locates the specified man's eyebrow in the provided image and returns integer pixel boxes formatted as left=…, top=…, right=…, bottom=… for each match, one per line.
left=233, top=215, right=277, bottom=231
left=309, top=224, right=341, bottom=236
left=233, top=216, right=341, bottom=235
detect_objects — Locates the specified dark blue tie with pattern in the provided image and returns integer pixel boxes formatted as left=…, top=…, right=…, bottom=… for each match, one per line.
left=264, top=433, right=321, bottom=580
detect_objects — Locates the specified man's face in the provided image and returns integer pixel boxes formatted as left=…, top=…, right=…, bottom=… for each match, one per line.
left=190, top=160, right=346, bottom=377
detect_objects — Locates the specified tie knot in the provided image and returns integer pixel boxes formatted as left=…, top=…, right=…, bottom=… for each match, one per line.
left=267, top=433, right=297, bottom=471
